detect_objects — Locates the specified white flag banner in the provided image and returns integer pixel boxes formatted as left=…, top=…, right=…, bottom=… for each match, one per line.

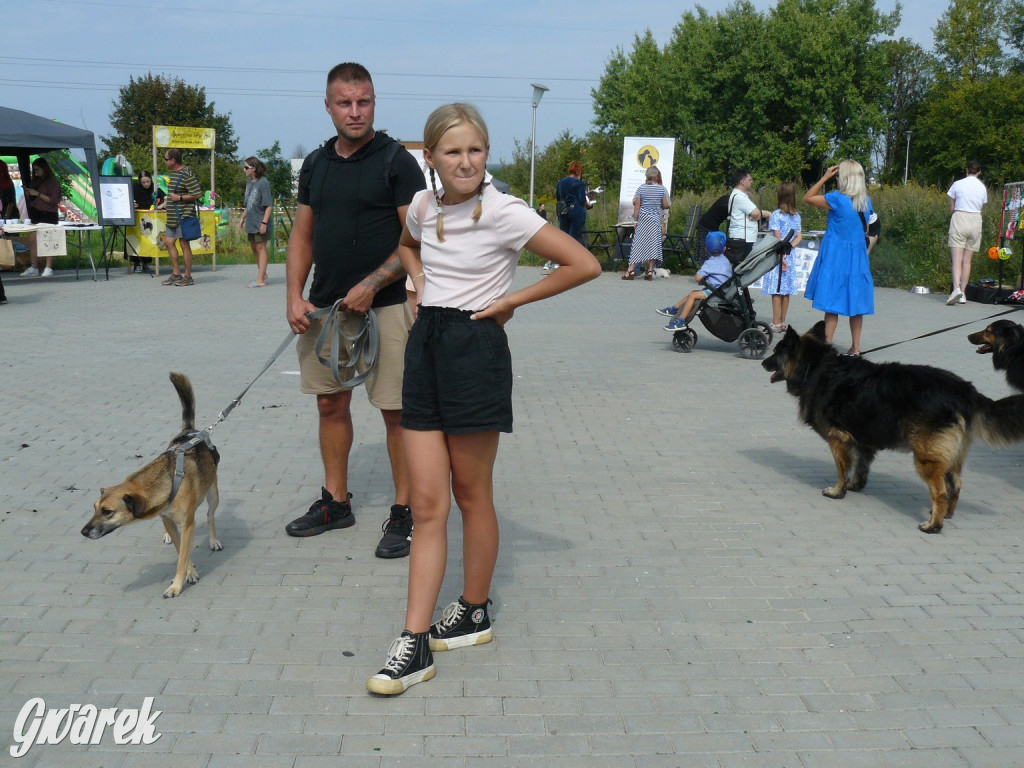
left=618, top=137, right=676, bottom=223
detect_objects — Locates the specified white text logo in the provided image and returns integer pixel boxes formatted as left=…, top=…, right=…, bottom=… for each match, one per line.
left=10, top=697, right=162, bottom=758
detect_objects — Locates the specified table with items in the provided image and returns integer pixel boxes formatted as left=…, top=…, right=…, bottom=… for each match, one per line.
left=0, top=221, right=104, bottom=280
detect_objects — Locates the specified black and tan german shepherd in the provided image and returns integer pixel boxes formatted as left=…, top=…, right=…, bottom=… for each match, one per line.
left=763, top=321, right=1024, bottom=533
left=967, top=318, right=1024, bottom=393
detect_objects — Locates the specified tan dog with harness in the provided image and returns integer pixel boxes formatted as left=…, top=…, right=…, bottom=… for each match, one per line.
left=81, top=372, right=221, bottom=598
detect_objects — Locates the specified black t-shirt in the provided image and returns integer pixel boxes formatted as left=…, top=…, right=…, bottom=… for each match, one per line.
left=298, top=133, right=426, bottom=308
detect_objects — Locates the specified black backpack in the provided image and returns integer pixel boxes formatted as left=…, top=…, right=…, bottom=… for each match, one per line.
left=698, top=193, right=731, bottom=231
left=556, top=178, right=578, bottom=217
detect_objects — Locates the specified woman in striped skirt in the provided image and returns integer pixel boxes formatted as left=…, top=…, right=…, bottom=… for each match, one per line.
left=628, top=166, right=669, bottom=280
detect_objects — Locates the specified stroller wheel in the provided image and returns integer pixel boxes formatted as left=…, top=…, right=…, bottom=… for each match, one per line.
left=672, top=327, right=697, bottom=353
left=753, top=321, right=774, bottom=346
left=737, top=328, right=770, bottom=359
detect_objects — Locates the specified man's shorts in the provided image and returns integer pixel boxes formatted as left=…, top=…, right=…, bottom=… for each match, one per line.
left=296, top=302, right=412, bottom=410
left=248, top=232, right=270, bottom=244
left=164, top=224, right=184, bottom=240
left=948, top=211, right=983, bottom=251
left=401, top=306, right=513, bottom=434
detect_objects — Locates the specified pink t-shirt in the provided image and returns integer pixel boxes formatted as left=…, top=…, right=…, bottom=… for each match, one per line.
left=407, top=185, right=545, bottom=311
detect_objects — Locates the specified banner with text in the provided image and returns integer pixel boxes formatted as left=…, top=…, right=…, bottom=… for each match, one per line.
left=618, top=137, right=676, bottom=224
left=152, top=126, right=216, bottom=150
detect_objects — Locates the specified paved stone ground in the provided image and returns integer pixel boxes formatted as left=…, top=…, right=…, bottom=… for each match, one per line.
left=1, top=261, right=1023, bottom=768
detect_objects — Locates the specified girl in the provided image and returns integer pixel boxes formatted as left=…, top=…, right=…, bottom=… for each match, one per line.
left=630, top=165, right=670, bottom=280
left=241, top=156, right=273, bottom=287
left=803, top=160, right=875, bottom=355
left=367, top=103, right=601, bottom=695
left=20, top=157, right=62, bottom=278
left=760, top=181, right=803, bottom=332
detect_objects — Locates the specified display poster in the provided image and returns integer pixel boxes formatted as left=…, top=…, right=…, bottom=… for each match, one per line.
left=153, top=125, right=216, bottom=150
left=618, top=137, right=676, bottom=223
left=126, top=210, right=217, bottom=257
left=35, top=226, right=67, bottom=257
left=97, top=176, right=135, bottom=225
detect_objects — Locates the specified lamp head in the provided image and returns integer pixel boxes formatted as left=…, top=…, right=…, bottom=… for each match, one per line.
left=531, top=83, right=549, bottom=108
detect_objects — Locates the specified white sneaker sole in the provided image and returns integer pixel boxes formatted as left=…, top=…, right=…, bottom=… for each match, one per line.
left=366, top=663, right=435, bottom=695
left=946, top=292, right=962, bottom=306
left=429, top=627, right=493, bottom=652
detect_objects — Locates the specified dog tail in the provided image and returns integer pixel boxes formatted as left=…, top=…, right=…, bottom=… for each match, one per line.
left=169, top=372, right=196, bottom=431
left=975, top=394, right=1024, bottom=446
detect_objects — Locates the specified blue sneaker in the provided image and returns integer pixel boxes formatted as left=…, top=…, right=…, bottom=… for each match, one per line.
left=663, top=317, right=688, bottom=333
left=655, top=306, right=677, bottom=317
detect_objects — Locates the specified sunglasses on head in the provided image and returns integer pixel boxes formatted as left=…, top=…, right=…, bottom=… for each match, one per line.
left=243, top=165, right=252, bottom=170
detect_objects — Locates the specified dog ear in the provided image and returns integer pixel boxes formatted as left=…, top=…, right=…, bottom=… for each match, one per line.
left=123, top=494, right=145, bottom=518
left=808, top=320, right=827, bottom=340
left=784, top=326, right=799, bottom=341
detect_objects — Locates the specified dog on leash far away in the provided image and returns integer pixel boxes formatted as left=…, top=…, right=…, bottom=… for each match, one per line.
left=82, top=372, right=222, bottom=597
left=967, top=318, right=1024, bottom=393
left=762, top=321, right=1024, bottom=533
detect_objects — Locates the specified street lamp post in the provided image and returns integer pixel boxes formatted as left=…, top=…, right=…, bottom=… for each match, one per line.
left=904, top=131, right=912, bottom=185
left=528, top=83, right=549, bottom=210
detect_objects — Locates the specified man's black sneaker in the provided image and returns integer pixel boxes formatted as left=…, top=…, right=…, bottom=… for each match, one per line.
left=375, top=504, right=413, bottom=558
left=429, top=596, right=493, bottom=651
left=285, top=488, right=354, bottom=537
left=366, top=630, right=435, bottom=695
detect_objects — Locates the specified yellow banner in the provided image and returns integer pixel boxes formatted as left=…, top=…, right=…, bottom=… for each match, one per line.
left=127, top=210, right=217, bottom=257
left=153, top=125, right=216, bottom=149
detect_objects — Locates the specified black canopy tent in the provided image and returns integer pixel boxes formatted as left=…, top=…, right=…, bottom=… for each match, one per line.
left=0, top=106, right=101, bottom=219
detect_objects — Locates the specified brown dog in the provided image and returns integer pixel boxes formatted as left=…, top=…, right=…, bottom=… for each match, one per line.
left=967, top=319, right=1024, bottom=393
left=82, top=372, right=221, bottom=597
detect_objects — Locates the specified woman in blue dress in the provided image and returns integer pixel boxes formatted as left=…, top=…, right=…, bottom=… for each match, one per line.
left=803, top=160, right=874, bottom=355
left=630, top=165, right=669, bottom=280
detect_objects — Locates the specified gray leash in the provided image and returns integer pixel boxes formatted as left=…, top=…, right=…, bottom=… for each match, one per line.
left=861, top=306, right=1023, bottom=356
left=168, top=302, right=379, bottom=501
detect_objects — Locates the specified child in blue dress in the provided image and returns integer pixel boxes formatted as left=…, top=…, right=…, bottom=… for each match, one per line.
left=760, top=182, right=802, bottom=332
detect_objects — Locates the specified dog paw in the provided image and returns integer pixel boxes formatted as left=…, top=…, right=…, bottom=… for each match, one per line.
left=163, top=583, right=181, bottom=598
left=210, top=539, right=223, bottom=552
left=163, top=532, right=172, bottom=545
left=918, top=522, right=943, bottom=534
left=822, top=486, right=846, bottom=499
left=185, top=564, right=199, bottom=584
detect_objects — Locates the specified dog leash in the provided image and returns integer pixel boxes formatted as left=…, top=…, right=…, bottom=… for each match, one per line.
left=860, top=306, right=1023, bottom=356
left=167, top=302, right=379, bottom=501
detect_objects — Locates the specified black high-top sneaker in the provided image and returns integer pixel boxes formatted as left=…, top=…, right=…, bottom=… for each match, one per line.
left=285, top=488, right=354, bottom=537
left=366, top=630, right=435, bottom=695
left=429, top=596, right=493, bottom=651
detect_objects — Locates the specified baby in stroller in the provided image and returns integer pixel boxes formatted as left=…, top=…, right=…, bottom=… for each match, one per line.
left=656, top=231, right=732, bottom=332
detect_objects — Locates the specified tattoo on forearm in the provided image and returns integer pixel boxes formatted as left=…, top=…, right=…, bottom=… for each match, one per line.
left=360, top=255, right=405, bottom=292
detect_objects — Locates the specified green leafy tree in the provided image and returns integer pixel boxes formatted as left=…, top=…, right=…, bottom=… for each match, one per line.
left=913, top=72, right=1024, bottom=184
left=102, top=73, right=241, bottom=201
left=252, top=140, right=294, bottom=204
left=933, top=0, right=1007, bottom=81
left=877, top=38, right=935, bottom=183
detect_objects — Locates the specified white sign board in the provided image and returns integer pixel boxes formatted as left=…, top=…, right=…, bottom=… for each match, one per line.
left=36, top=227, right=67, bottom=257
left=618, top=137, right=676, bottom=223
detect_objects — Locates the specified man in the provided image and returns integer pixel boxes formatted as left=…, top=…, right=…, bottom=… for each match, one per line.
left=726, top=169, right=769, bottom=262
left=946, top=160, right=988, bottom=306
left=284, top=62, right=426, bottom=559
left=161, top=149, right=203, bottom=286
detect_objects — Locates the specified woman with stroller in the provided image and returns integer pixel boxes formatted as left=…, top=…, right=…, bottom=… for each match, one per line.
left=760, top=182, right=802, bottom=332
left=803, top=160, right=874, bottom=356
left=630, top=166, right=669, bottom=280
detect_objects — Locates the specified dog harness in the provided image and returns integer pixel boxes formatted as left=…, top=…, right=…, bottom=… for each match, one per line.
left=168, top=430, right=216, bottom=503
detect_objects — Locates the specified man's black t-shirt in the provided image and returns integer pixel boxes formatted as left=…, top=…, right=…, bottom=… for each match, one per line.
left=298, top=132, right=426, bottom=308
left=698, top=193, right=731, bottom=232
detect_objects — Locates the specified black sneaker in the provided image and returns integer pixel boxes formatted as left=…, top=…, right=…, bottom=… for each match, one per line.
left=285, top=488, right=354, bottom=537
left=429, top=596, right=493, bottom=651
left=375, top=505, right=413, bottom=558
left=366, top=630, right=435, bottom=695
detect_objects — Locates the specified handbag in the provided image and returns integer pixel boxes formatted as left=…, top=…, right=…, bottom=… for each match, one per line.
left=0, top=236, right=15, bottom=267
left=172, top=171, right=202, bottom=241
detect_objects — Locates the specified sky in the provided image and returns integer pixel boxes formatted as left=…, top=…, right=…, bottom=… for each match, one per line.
left=2, top=0, right=945, bottom=167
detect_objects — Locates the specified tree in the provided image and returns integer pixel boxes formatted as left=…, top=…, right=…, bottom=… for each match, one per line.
left=102, top=73, right=241, bottom=201
left=877, top=38, right=935, bottom=183
left=252, top=140, right=295, bottom=203
left=913, top=72, right=1024, bottom=184
left=933, top=0, right=1007, bottom=81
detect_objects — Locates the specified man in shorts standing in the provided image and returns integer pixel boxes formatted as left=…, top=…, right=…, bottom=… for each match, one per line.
left=161, top=148, right=202, bottom=286
left=284, top=63, right=426, bottom=558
